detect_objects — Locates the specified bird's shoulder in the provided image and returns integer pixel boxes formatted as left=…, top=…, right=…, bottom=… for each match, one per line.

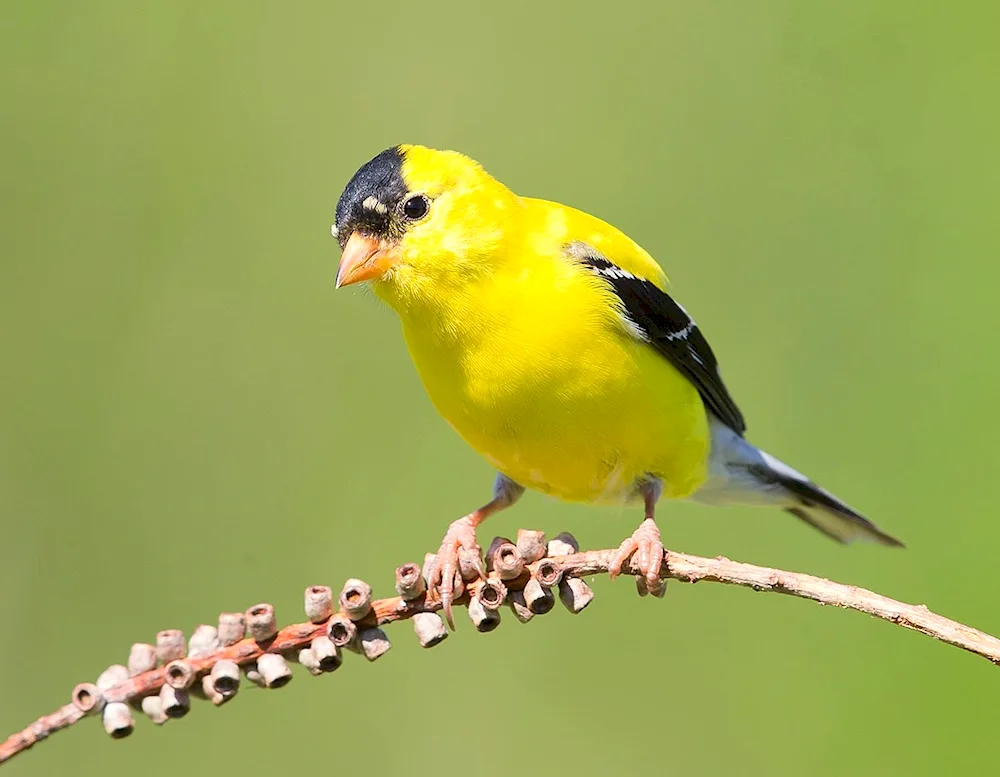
left=519, top=197, right=669, bottom=290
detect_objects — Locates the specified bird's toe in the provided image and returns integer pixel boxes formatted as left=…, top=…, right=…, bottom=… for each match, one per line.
left=428, top=515, right=484, bottom=629
left=610, top=518, right=664, bottom=585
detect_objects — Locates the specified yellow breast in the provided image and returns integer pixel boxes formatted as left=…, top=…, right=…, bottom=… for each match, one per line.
left=394, top=246, right=710, bottom=504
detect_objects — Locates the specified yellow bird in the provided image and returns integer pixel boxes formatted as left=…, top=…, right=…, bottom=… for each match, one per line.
left=332, top=145, right=901, bottom=623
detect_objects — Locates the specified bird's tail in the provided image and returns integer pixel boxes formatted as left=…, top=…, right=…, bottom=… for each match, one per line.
left=691, top=418, right=903, bottom=547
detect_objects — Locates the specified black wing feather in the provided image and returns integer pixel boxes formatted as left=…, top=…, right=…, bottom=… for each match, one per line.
left=571, top=243, right=747, bottom=435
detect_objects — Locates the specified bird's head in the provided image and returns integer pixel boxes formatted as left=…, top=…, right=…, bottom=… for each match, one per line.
left=332, top=145, right=519, bottom=306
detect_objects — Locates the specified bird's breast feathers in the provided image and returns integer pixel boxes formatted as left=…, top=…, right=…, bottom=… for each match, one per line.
left=396, top=207, right=713, bottom=503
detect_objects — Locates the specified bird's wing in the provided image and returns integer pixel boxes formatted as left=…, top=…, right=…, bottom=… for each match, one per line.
left=567, top=241, right=747, bottom=435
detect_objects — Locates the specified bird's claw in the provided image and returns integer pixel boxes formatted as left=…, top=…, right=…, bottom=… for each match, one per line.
left=427, top=516, right=482, bottom=629
left=609, top=518, right=664, bottom=586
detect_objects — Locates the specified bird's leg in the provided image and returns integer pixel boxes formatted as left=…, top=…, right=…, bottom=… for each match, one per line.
left=609, top=478, right=665, bottom=585
left=428, top=474, right=524, bottom=628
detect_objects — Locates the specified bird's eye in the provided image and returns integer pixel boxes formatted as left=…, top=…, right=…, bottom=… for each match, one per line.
left=402, top=194, right=430, bottom=221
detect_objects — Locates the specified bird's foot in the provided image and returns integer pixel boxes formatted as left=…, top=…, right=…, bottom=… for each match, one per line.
left=609, top=517, right=664, bottom=586
left=426, top=515, right=485, bottom=629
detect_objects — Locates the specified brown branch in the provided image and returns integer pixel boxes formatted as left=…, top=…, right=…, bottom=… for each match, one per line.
left=3, top=533, right=998, bottom=767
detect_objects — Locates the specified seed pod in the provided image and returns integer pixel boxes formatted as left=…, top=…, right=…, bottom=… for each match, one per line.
left=468, top=596, right=501, bottom=632
left=246, top=603, right=278, bottom=643
left=127, top=643, right=157, bottom=676
left=422, top=553, right=438, bottom=586
left=327, top=614, right=358, bottom=648
left=515, top=529, right=547, bottom=564
left=140, top=695, right=168, bottom=724
left=256, top=653, right=293, bottom=688
left=559, top=577, right=595, bottom=613
left=458, top=547, right=484, bottom=582
left=297, top=646, right=322, bottom=676
left=101, top=702, right=134, bottom=739
left=311, top=635, right=342, bottom=672
left=522, top=578, right=555, bottom=615
left=305, top=585, right=334, bottom=623
left=339, top=579, right=373, bottom=621
left=96, top=665, right=129, bottom=694
left=155, top=630, right=186, bottom=664
left=244, top=664, right=265, bottom=688
left=395, top=562, right=426, bottom=601
left=547, top=532, right=579, bottom=557
left=489, top=541, right=524, bottom=581
left=359, top=627, right=392, bottom=661
left=71, top=683, right=104, bottom=715
left=159, top=684, right=190, bottom=718
left=217, top=612, right=247, bottom=646
left=533, top=558, right=562, bottom=588
left=507, top=589, right=535, bottom=623
left=210, top=660, right=241, bottom=697
left=164, top=660, right=196, bottom=690
left=188, top=624, right=220, bottom=657
left=199, top=675, right=225, bottom=705
left=412, top=612, right=448, bottom=647
left=478, top=579, right=507, bottom=611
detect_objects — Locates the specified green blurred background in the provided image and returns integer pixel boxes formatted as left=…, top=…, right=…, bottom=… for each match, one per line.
left=2, top=1, right=998, bottom=774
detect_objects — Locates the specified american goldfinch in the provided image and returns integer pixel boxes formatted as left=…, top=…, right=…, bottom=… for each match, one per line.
left=332, top=145, right=901, bottom=624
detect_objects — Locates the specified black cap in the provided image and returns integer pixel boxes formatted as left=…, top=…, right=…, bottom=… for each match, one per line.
left=334, top=147, right=408, bottom=246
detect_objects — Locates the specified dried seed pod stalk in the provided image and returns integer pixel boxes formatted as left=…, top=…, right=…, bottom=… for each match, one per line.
left=155, top=630, right=186, bottom=664
left=395, top=562, right=426, bottom=601
left=217, top=612, right=247, bottom=647
left=246, top=603, right=278, bottom=643
left=516, top=529, right=547, bottom=564
left=305, top=585, right=334, bottom=623
left=412, top=612, right=448, bottom=647
left=339, top=579, right=373, bottom=621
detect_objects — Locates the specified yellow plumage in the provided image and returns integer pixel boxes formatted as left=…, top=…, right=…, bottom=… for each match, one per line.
left=332, top=144, right=901, bottom=622
left=377, top=153, right=708, bottom=502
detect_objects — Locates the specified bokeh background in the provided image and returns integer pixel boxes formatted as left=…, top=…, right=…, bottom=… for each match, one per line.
left=2, top=1, right=998, bottom=774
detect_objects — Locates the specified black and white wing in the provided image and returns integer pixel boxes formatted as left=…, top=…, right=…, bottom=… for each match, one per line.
left=569, top=242, right=747, bottom=436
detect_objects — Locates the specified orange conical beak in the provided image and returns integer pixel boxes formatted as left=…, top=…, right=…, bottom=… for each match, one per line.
left=335, top=233, right=400, bottom=288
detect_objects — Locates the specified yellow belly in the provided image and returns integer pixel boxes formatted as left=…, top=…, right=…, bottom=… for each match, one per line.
left=398, top=281, right=710, bottom=504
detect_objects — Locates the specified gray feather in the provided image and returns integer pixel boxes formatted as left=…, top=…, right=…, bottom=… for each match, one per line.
left=691, top=417, right=903, bottom=547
